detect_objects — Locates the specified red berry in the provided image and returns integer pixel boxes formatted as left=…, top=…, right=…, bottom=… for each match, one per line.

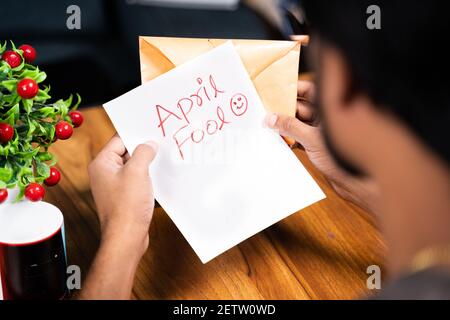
left=0, top=189, right=8, bottom=204
left=44, top=167, right=61, bottom=186
left=25, top=183, right=45, bottom=202
left=2, top=50, right=21, bottom=68
left=19, top=44, right=36, bottom=63
left=55, top=121, right=73, bottom=140
left=0, top=123, right=14, bottom=143
left=17, top=78, right=39, bottom=99
left=69, top=111, right=84, bottom=128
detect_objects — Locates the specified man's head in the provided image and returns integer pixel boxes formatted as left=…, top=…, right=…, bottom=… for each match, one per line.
left=302, top=0, right=450, bottom=177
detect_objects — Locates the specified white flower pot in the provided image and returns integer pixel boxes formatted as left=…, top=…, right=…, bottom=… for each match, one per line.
left=0, top=188, right=68, bottom=300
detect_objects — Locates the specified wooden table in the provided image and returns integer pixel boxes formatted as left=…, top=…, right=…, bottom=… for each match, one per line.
left=47, top=106, right=386, bottom=300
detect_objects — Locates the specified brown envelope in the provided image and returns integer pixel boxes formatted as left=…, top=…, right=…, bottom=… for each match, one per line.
left=139, top=36, right=300, bottom=118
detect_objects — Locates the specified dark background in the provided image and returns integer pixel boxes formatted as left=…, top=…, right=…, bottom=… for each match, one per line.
left=0, top=0, right=282, bottom=106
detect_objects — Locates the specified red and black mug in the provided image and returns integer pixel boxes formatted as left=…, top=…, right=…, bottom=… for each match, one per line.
left=0, top=197, right=68, bottom=300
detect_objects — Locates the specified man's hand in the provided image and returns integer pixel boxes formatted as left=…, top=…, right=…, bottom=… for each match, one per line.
left=88, top=135, right=158, bottom=255
left=79, top=135, right=158, bottom=300
left=265, top=81, right=379, bottom=214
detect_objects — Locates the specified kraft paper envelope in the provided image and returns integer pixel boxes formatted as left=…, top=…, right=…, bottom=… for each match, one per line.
left=139, top=36, right=300, bottom=117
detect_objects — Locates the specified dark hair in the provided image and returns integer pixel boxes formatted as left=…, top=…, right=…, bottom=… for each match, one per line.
left=302, top=0, right=450, bottom=165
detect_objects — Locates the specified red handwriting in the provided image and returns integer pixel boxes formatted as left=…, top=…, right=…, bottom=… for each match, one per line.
left=156, top=104, right=182, bottom=137
left=216, top=105, right=230, bottom=129
left=177, top=98, right=193, bottom=124
left=172, top=106, right=230, bottom=160
left=156, top=75, right=225, bottom=137
left=172, top=124, right=190, bottom=160
left=154, top=75, right=249, bottom=160
left=230, top=93, right=248, bottom=117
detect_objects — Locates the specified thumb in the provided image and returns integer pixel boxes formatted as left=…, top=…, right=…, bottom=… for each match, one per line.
left=264, top=113, right=315, bottom=148
left=127, top=141, right=159, bottom=170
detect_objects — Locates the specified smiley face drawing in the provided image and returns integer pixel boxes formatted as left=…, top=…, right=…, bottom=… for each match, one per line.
left=230, top=93, right=248, bottom=116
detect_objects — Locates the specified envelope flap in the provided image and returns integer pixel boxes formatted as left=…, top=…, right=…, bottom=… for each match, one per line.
left=139, top=37, right=177, bottom=83
left=140, top=36, right=299, bottom=79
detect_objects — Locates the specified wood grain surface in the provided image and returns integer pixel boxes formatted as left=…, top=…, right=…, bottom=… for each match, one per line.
left=46, top=106, right=386, bottom=300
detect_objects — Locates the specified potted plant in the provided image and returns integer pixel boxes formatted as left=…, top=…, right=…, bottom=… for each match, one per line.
left=0, top=41, right=83, bottom=299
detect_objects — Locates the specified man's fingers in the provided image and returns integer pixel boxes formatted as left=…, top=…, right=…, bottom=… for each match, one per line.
left=102, top=134, right=127, bottom=157
left=122, top=152, right=131, bottom=163
left=297, top=80, right=315, bottom=101
left=265, top=113, right=315, bottom=148
left=296, top=80, right=317, bottom=123
left=296, top=101, right=314, bottom=122
left=126, top=141, right=159, bottom=171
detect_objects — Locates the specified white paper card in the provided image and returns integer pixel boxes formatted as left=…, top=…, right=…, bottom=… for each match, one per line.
left=104, top=42, right=325, bottom=263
